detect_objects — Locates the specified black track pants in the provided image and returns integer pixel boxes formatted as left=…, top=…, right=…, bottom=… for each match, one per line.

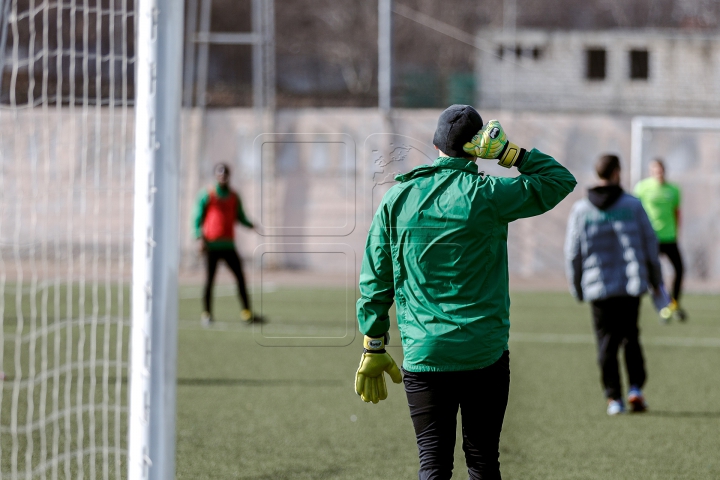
left=659, top=242, right=684, bottom=302
left=591, top=296, right=646, bottom=400
left=203, top=248, right=250, bottom=314
left=403, top=351, right=510, bottom=480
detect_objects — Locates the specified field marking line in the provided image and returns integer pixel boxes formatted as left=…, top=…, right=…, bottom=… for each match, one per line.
left=509, top=332, right=720, bottom=348
left=177, top=320, right=350, bottom=336
left=173, top=323, right=720, bottom=348
left=178, top=284, right=281, bottom=299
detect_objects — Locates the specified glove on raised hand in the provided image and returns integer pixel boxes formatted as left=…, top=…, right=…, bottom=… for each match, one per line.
left=355, top=334, right=402, bottom=404
left=463, top=119, right=525, bottom=168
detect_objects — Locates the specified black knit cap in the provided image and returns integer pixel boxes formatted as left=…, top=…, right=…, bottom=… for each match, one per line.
left=432, top=105, right=483, bottom=158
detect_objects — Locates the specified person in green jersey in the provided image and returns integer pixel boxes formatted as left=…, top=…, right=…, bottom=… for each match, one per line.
left=634, top=159, right=686, bottom=321
left=353, top=105, right=576, bottom=479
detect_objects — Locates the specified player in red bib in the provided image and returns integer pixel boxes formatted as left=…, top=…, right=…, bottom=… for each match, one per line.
left=192, top=163, right=261, bottom=326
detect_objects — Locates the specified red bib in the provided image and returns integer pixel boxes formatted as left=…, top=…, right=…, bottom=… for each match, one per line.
left=202, top=188, right=237, bottom=241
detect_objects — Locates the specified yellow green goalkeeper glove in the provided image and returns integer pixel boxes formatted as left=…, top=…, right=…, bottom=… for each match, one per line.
left=463, top=119, right=525, bottom=168
left=355, top=334, right=402, bottom=404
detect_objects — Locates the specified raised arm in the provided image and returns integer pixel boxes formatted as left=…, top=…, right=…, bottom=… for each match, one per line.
left=462, top=120, right=576, bottom=223
left=490, top=149, right=577, bottom=223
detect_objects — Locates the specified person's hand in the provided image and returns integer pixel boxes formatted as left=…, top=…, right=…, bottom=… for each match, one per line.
left=355, top=335, right=402, bottom=404
left=196, top=238, right=207, bottom=254
left=463, top=120, right=524, bottom=168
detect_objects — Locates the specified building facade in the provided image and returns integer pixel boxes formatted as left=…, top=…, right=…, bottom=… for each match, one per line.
left=475, top=29, right=720, bottom=115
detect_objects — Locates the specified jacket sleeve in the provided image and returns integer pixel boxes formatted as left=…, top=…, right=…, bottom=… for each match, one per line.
left=192, top=189, right=210, bottom=239
left=564, top=203, right=584, bottom=301
left=356, top=204, right=394, bottom=338
left=235, top=193, right=254, bottom=228
left=489, top=149, right=577, bottom=223
left=637, top=201, right=663, bottom=290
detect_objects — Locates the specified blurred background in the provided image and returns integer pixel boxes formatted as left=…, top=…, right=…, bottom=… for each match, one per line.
left=3, top=0, right=720, bottom=287
left=1, top=0, right=720, bottom=478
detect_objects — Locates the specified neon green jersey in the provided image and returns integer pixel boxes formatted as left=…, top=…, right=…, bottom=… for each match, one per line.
left=633, top=178, right=681, bottom=243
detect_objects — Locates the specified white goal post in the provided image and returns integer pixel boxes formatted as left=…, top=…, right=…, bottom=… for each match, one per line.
left=0, top=0, right=183, bottom=477
left=129, top=1, right=184, bottom=480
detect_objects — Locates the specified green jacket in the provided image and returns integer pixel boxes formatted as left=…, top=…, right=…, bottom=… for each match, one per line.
left=192, top=184, right=253, bottom=250
left=357, top=150, right=577, bottom=372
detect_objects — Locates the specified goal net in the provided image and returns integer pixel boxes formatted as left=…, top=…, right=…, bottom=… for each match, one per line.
left=631, top=116, right=720, bottom=287
left=0, top=0, right=135, bottom=478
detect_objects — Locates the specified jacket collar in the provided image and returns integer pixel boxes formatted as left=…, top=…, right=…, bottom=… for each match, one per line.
left=432, top=156, right=479, bottom=174
left=395, top=157, right=480, bottom=182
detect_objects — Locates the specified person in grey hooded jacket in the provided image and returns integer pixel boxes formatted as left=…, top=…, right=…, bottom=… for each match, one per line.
left=565, top=154, right=663, bottom=415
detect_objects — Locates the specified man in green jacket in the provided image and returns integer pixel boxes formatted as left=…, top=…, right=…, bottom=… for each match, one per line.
left=354, top=105, right=576, bottom=479
left=192, top=163, right=259, bottom=326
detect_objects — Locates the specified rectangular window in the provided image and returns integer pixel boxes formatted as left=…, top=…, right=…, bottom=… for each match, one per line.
left=630, top=50, right=649, bottom=80
left=586, top=48, right=606, bottom=80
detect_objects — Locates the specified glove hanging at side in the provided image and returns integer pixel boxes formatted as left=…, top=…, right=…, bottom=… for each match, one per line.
left=354, top=334, right=402, bottom=404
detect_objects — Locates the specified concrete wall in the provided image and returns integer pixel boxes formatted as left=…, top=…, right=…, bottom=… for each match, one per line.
left=476, top=29, right=720, bottom=116
left=1, top=107, right=718, bottom=289
left=181, top=108, right=720, bottom=288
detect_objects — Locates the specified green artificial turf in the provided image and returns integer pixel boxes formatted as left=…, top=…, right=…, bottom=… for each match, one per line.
left=2, top=285, right=719, bottom=478
left=175, top=289, right=720, bottom=479
left=1, top=283, right=130, bottom=479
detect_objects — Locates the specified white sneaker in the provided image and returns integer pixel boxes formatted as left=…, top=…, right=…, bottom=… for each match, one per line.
left=200, top=311, right=213, bottom=327
left=607, top=399, right=625, bottom=416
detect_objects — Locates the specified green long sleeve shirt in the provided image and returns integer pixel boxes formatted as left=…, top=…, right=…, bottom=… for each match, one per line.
left=192, top=184, right=254, bottom=250
left=357, top=149, right=577, bottom=372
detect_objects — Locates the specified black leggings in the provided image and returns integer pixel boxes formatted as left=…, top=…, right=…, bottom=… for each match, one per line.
left=204, top=248, right=250, bottom=314
left=403, top=351, right=510, bottom=480
left=591, top=296, right=645, bottom=400
left=659, top=242, right=684, bottom=302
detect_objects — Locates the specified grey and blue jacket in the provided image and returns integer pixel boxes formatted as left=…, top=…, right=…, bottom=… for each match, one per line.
left=564, top=185, right=662, bottom=302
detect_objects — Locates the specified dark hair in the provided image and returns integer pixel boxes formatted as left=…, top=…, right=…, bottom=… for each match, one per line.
left=214, top=163, right=230, bottom=176
left=651, top=158, right=665, bottom=170
left=595, top=154, right=620, bottom=180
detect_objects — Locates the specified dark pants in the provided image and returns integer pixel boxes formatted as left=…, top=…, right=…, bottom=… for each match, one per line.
left=591, top=296, right=646, bottom=400
left=402, top=351, right=510, bottom=480
left=204, top=248, right=250, bottom=314
left=659, top=242, right=684, bottom=301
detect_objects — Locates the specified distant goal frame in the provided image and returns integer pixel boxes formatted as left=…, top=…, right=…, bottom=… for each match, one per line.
left=630, top=116, right=720, bottom=188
